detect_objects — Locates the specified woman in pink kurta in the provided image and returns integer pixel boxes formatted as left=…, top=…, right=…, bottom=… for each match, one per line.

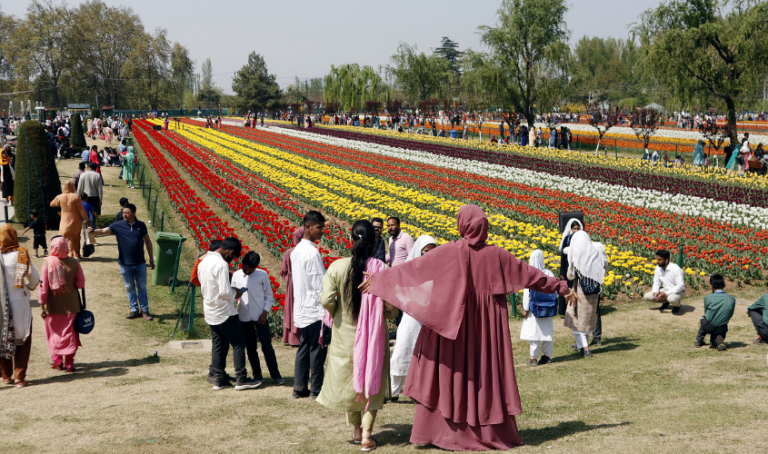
left=278, top=227, right=304, bottom=346
left=40, top=237, right=85, bottom=372
left=366, top=205, right=577, bottom=451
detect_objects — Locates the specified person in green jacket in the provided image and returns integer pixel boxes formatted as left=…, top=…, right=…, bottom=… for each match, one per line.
left=747, top=282, right=768, bottom=345
left=694, top=274, right=735, bottom=351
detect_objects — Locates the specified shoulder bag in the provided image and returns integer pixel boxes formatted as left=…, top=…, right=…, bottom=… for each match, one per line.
left=74, top=288, right=95, bottom=334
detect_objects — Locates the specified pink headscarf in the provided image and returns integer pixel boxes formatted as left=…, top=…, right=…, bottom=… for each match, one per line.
left=45, top=237, right=69, bottom=298
left=292, top=227, right=305, bottom=247
left=353, top=257, right=387, bottom=410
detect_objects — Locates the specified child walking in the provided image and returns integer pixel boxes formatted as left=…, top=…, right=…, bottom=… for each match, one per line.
left=520, top=250, right=557, bottom=366
left=21, top=209, right=48, bottom=257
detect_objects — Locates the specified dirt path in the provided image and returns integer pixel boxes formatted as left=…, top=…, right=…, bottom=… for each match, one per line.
left=2, top=140, right=768, bottom=454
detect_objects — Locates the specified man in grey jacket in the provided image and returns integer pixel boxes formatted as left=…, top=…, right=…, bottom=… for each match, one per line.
left=76, top=163, right=103, bottom=215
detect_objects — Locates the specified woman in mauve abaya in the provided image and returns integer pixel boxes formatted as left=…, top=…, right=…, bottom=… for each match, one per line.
left=278, top=227, right=304, bottom=346
left=365, top=205, right=577, bottom=451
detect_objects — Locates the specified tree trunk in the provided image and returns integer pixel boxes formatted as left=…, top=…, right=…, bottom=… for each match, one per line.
left=726, top=97, right=738, bottom=146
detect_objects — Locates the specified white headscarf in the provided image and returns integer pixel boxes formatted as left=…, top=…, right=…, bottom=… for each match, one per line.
left=559, top=218, right=584, bottom=252
left=406, top=235, right=437, bottom=263
left=564, top=231, right=605, bottom=284
left=592, top=242, right=609, bottom=269
left=528, top=249, right=554, bottom=278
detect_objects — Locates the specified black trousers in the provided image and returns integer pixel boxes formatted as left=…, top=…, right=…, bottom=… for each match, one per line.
left=209, top=315, right=247, bottom=385
left=241, top=321, right=281, bottom=380
left=749, top=309, right=768, bottom=339
left=87, top=196, right=101, bottom=215
left=294, top=320, right=327, bottom=394
left=695, top=317, right=728, bottom=345
left=592, top=296, right=603, bottom=343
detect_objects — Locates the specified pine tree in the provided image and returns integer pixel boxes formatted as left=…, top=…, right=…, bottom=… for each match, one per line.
left=70, top=113, right=87, bottom=148
left=435, top=37, right=462, bottom=74
left=14, top=121, right=62, bottom=228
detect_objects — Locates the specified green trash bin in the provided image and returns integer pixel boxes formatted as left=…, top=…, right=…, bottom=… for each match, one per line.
left=152, top=232, right=186, bottom=286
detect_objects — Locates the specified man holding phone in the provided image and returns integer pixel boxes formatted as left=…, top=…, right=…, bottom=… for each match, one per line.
left=231, top=251, right=284, bottom=385
left=198, top=237, right=262, bottom=391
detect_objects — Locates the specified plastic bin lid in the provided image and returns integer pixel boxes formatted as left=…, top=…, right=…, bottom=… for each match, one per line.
left=153, top=232, right=187, bottom=242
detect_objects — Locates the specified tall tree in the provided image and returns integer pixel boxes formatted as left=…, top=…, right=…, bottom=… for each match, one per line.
left=634, top=0, right=768, bottom=144
left=170, top=43, right=194, bottom=109
left=197, top=58, right=220, bottom=106
left=8, top=1, right=72, bottom=107
left=231, top=52, right=281, bottom=112
left=434, top=37, right=462, bottom=75
left=0, top=7, right=16, bottom=84
left=472, top=0, right=570, bottom=127
left=324, top=64, right=382, bottom=111
left=70, top=1, right=144, bottom=108
left=124, top=28, right=171, bottom=110
left=388, top=43, right=448, bottom=104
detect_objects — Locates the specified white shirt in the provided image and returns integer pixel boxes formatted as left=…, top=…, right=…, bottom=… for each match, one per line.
left=651, top=262, right=686, bottom=295
left=2, top=251, right=40, bottom=342
left=198, top=251, right=238, bottom=325
left=231, top=269, right=273, bottom=322
left=291, top=239, right=325, bottom=329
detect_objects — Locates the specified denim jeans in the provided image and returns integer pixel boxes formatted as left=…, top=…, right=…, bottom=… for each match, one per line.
left=120, top=263, right=149, bottom=313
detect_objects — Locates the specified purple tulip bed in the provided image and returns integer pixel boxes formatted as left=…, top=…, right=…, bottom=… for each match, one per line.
left=297, top=126, right=768, bottom=208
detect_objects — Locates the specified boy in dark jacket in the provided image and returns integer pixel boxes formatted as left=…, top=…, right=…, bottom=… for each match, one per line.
left=694, top=274, right=735, bottom=351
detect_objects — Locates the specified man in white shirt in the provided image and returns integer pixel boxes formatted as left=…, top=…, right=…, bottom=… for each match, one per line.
left=291, top=211, right=327, bottom=399
left=231, top=251, right=284, bottom=385
left=644, top=249, right=686, bottom=314
left=198, top=237, right=261, bottom=391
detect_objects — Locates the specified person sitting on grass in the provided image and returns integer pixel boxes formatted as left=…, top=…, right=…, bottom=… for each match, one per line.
left=695, top=274, right=735, bottom=351
left=80, top=193, right=97, bottom=229
left=21, top=209, right=47, bottom=258
left=747, top=282, right=768, bottom=346
left=644, top=249, right=686, bottom=314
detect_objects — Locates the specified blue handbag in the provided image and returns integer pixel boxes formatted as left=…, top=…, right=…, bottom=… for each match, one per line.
left=74, top=288, right=95, bottom=335
left=529, top=290, right=558, bottom=318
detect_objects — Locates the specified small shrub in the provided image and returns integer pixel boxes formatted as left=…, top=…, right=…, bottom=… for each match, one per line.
left=96, top=214, right=116, bottom=228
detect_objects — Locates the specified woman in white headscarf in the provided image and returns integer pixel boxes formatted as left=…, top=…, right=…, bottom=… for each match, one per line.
left=563, top=231, right=605, bottom=358
left=520, top=250, right=556, bottom=366
left=389, top=235, right=437, bottom=401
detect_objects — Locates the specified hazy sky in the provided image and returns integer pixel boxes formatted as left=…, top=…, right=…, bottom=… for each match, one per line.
left=5, top=0, right=660, bottom=93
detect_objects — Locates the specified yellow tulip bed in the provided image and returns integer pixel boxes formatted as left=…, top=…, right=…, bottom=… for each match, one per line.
left=154, top=121, right=666, bottom=294
left=317, top=124, right=768, bottom=191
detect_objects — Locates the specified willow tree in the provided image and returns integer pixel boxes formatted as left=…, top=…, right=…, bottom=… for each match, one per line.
left=469, top=0, right=570, bottom=127
left=388, top=43, right=448, bottom=104
left=323, top=64, right=382, bottom=112
left=634, top=0, right=768, bottom=145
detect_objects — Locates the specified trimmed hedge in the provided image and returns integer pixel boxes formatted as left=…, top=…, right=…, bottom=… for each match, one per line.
left=90, top=108, right=100, bottom=119
left=70, top=113, right=87, bottom=148
left=15, top=120, right=62, bottom=228
left=96, top=214, right=116, bottom=228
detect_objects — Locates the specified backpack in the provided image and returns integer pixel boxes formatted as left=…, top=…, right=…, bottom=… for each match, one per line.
left=529, top=290, right=558, bottom=318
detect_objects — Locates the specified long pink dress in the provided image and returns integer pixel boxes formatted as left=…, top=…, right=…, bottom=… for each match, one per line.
left=369, top=205, right=568, bottom=451
left=279, top=228, right=304, bottom=346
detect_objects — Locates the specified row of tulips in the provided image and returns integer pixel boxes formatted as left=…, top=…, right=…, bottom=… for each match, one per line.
left=312, top=125, right=768, bottom=194
left=222, top=125, right=768, bottom=278
left=144, top=119, right=350, bottom=264
left=132, top=121, right=288, bottom=316
left=171, top=123, right=678, bottom=292
left=177, top=119, right=766, bottom=284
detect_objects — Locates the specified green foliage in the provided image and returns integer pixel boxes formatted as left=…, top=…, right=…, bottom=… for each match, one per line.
left=473, top=0, right=571, bottom=125
left=14, top=120, right=62, bottom=228
left=90, top=108, right=100, bottom=119
left=170, top=42, right=194, bottom=108
left=96, top=214, right=116, bottom=228
left=570, top=37, right=642, bottom=104
left=635, top=0, right=768, bottom=144
left=70, top=113, right=87, bottom=148
left=124, top=28, right=172, bottom=110
left=231, top=52, right=281, bottom=112
left=197, top=58, right=221, bottom=106
left=388, top=44, right=449, bottom=104
left=324, top=64, right=383, bottom=111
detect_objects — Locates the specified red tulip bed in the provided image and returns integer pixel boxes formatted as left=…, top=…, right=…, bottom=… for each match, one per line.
left=303, top=127, right=768, bottom=208
left=132, top=121, right=287, bottom=315
left=215, top=125, right=767, bottom=281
